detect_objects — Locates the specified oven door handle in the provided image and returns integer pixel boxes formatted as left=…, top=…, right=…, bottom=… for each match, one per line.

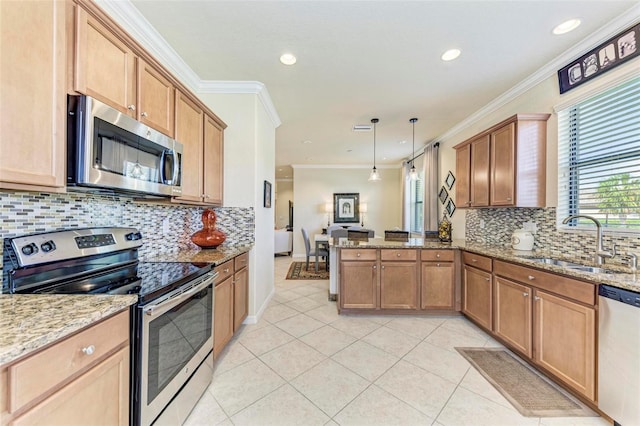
left=143, top=271, right=216, bottom=317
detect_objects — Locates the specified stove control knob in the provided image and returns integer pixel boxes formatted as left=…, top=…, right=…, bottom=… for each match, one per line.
left=21, top=243, right=39, bottom=256
left=41, top=240, right=56, bottom=253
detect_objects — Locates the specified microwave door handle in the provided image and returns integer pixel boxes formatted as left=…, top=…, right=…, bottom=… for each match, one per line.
left=160, top=149, right=175, bottom=185
left=171, top=149, right=179, bottom=186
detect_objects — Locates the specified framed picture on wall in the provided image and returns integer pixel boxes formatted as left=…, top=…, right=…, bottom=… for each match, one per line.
left=263, top=180, right=272, bottom=208
left=333, top=193, right=360, bottom=223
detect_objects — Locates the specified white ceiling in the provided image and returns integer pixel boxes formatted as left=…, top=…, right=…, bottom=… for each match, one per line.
left=126, top=0, right=639, bottom=178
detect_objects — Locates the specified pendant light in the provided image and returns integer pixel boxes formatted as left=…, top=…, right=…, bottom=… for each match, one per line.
left=368, top=118, right=381, bottom=181
left=409, top=117, right=420, bottom=181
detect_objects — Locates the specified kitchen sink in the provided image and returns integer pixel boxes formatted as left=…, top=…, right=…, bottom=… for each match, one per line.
left=524, top=257, right=616, bottom=274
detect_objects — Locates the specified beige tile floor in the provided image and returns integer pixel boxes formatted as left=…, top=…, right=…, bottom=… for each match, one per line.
left=186, top=256, right=608, bottom=426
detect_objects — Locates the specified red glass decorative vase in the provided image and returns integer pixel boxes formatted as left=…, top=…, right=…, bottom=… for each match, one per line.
left=191, top=209, right=226, bottom=248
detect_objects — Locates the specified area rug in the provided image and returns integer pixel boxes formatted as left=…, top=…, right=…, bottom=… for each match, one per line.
left=455, top=348, right=597, bottom=417
left=286, top=261, right=329, bottom=280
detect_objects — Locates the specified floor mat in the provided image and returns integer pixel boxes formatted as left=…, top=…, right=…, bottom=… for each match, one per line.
left=286, top=261, right=329, bottom=280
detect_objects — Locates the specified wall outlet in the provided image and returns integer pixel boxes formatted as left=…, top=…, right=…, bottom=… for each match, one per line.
left=162, top=217, right=170, bottom=234
left=523, top=221, right=538, bottom=233
left=480, top=219, right=485, bottom=229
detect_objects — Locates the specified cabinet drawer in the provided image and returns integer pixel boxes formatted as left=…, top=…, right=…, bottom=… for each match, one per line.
left=215, top=260, right=234, bottom=283
left=463, top=252, right=492, bottom=272
left=421, top=250, right=454, bottom=262
left=381, top=249, right=417, bottom=261
left=7, top=310, right=128, bottom=413
left=340, top=249, right=377, bottom=261
left=234, top=252, right=249, bottom=272
left=494, top=260, right=595, bottom=305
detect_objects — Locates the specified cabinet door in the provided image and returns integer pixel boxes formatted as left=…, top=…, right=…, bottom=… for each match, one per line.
left=463, top=265, right=492, bottom=330
left=233, top=267, right=248, bottom=332
left=137, top=59, right=175, bottom=137
left=533, top=290, right=595, bottom=401
left=421, top=262, right=454, bottom=310
left=490, top=123, right=515, bottom=206
left=455, top=144, right=471, bottom=207
left=0, top=0, right=66, bottom=189
left=380, top=262, right=418, bottom=309
left=470, top=135, right=490, bottom=207
left=174, top=91, right=204, bottom=203
left=74, top=7, right=136, bottom=115
left=214, top=277, right=234, bottom=358
left=339, top=261, right=377, bottom=309
left=203, top=114, right=224, bottom=205
left=494, top=277, right=532, bottom=357
left=11, top=347, right=129, bottom=426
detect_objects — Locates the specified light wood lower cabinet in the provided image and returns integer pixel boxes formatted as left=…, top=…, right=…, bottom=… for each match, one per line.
left=0, top=0, right=66, bottom=191
left=214, top=253, right=250, bottom=357
left=462, top=265, right=492, bottom=330
left=1, top=310, right=130, bottom=425
left=533, top=289, right=595, bottom=400
left=339, top=248, right=457, bottom=313
left=494, top=277, right=532, bottom=357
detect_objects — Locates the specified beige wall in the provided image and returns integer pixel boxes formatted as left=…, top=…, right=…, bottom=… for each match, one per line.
left=292, top=166, right=402, bottom=257
left=438, top=60, right=640, bottom=240
left=275, top=180, right=293, bottom=229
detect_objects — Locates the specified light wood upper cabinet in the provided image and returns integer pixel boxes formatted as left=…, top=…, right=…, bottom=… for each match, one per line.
left=74, top=5, right=175, bottom=137
left=137, top=59, right=175, bottom=137
left=204, top=115, right=225, bottom=205
left=470, top=135, right=490, bottom=207
left=174, top=91, right=204, bottom=203
left=454, top=114, right=549, bottom=208
left=74, top=6, right=136, bottom=115
left=0, top=0, right=66, bottom=190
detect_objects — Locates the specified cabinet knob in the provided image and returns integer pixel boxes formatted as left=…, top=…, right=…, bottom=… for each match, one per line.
left=436, top=253, right=440, bottom=258
left=523, top=292, right=529, bottom=297
left=397, top=253, right=401, bottom=257
left=436, top=263, right=441, bottom=267
left=141, top=112, right=148, bottom=117
left=527, top=275, right=535, bottom=280
left=127, top=104, right=136, bottom=111
left=373, top=265, right=376, bottom=269
left=471, top=259, right=477, bottom=263
left=507, top=197, right=512, bottom=201
left=485, top=277, right=490, bottom=281
left=82, top=345, right=95, bottom=356
left=224, top=268, right=229, bottom=273
left=534, top=296, right=541, bottom=301
left=357, top=253, right=361, bottom=257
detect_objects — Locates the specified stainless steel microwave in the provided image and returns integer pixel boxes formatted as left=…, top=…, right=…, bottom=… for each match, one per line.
left=67, top=95, right=182, bottom=197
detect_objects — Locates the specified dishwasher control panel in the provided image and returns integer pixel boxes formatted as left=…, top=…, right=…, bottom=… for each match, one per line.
left=599, top=284, right=640, bottom=307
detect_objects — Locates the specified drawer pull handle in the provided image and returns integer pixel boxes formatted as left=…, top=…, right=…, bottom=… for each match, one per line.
left=436, top=254, right=440, bottom=258
left=523, top=292, right=529, bottom=297
left=357, top=253, right=361, bottom=257
left=397, top=253, right=401, bottom=257
left=471, top=259, right=477, bottom=262
left=82, top=345, right=95, bottom=356
left=527, top=275, right=535, bottom=280
left=224, top=268, right=229, bottom=273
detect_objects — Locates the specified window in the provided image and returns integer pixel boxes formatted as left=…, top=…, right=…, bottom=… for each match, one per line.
left=558, top=75, right=640, bottom=231
left=409, top=172, right=424, bottom=234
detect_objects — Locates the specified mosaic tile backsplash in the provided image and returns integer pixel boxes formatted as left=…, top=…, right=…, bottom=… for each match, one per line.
left=0, top=190, right=254, bottom=273
left=465, top=207, right=640, bottom=267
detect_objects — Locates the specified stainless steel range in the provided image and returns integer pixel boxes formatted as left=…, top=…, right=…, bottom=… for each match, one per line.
left=3, top=227, right=217, bottom=426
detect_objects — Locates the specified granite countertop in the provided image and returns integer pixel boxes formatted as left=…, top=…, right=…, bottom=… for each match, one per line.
left=0, top=294, right=137, bottom=366
left=142, top=244, right=253, bottom=265
left=336, top=238, right=640, bottom=293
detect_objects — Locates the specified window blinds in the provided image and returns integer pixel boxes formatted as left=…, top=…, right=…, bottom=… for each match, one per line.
left=558, top=75, right=640, bottom=230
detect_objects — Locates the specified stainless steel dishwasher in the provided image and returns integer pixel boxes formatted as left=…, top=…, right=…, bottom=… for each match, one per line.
left=598, top=284, right=640, bottom=426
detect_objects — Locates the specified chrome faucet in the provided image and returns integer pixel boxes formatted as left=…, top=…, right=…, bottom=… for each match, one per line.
left=561, top=215, right=616, bottom=265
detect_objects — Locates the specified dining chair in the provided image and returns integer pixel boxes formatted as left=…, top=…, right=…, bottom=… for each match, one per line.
left=301, top=228, right=329, bottom=271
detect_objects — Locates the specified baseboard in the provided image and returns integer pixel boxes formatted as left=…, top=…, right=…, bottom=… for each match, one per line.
left=243, top=286, right=275, bottom=324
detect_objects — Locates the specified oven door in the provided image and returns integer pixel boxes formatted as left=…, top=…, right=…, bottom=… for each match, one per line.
left=139, top=271, right=215, bottom=425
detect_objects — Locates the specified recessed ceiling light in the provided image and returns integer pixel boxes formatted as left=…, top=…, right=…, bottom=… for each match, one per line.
left=399, top=140, right=407, bottom=144
left=347, top=149, right=353, bottom=152
left=352, top=124, right=372, bottom=132
left=302, top=140, right=312, bottom=144
left=553, top=19, right=581, bottom=35
left=441, top=49, right=461, bottom=61
left=280, top=53, right=297, bottom=65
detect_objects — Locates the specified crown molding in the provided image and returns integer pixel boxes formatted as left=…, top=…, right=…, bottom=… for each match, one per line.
left=436, top=4, right=640, bottom=144
left=95, top=0, right=281, bottom=128
left=199, top=81, right=282, bottom=128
